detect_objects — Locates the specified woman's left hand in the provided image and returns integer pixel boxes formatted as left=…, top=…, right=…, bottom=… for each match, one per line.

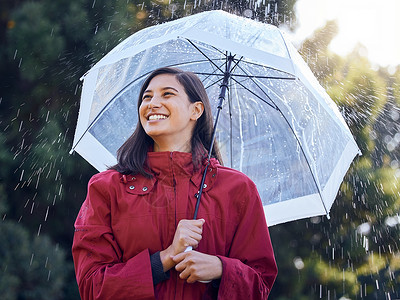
left=171, top=251, right=222, bottom=283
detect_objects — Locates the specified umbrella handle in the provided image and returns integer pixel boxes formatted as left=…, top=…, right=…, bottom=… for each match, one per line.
left=183, top=246, right=212, bottom=283
left=184, top=246, right=193, bottom=252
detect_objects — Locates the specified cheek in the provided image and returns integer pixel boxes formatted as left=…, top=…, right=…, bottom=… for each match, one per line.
left=139, top=104, right=146, bottom=121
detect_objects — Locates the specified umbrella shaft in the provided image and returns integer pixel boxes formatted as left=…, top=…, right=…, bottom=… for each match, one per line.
left=193, top=55, right=234, bottom=220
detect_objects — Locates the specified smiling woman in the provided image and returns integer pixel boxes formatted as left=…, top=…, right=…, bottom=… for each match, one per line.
left=71, top=67, right=278, bottom=300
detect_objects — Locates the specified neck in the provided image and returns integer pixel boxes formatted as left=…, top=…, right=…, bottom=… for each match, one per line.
left=152, top=138, right=192, bottom=153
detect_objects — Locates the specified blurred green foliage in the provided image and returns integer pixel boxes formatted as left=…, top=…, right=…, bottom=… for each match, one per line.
left=1, top=0, right=399, bottom=299
left=0, top=221, right=66, bottom=300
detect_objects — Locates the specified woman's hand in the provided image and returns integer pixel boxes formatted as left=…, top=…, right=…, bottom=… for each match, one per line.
left=160, top=219, right=205, bottom=272
left=171, top=251, right=222, bottom=283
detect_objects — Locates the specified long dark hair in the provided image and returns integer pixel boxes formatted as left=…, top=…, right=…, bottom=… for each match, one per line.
left=110, top=67, right=222, bottom=176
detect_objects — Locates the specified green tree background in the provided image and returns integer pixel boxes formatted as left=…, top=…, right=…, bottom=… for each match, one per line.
left=1, top=0, right=399, bottom=299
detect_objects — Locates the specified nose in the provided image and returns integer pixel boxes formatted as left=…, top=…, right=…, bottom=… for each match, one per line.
left=147, top=95, right=161, bottom=109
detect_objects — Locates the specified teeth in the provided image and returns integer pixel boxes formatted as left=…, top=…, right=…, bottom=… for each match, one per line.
left=148, top=114, right=168, bottom=120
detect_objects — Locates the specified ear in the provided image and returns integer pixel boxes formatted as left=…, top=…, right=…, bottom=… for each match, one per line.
left=190, top=101, right=204, bottom=121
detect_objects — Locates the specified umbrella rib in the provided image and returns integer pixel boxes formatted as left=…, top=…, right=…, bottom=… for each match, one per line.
left=185, top=39, right=225, bottom=74
left=195, top=72, right=295, bottom=80
left=210, top=45, right=227, bottom=57
left=230, top=56, right=243, bottom=74
left=238, top=59, right=296, bottom=77
left=197, top=60, right=229, bottom=84
left=204, top=77, right=225, bottom=90
left=229, top=77, right=277, bottom=110
left=279, top=113, right=330, bottom=216
left=234, top=63, right=285, bottom=106
left=232, top=74, right=296, bottom=80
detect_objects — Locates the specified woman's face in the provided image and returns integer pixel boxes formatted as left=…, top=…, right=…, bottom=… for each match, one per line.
left=139, top=74, right=203, bottom=151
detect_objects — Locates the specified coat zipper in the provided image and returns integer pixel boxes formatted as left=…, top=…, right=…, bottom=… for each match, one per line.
left=170, top=152, right=179, bottom=299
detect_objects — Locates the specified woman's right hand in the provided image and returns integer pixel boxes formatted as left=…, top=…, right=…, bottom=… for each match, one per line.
left=160, top=219, right=205, bottom=272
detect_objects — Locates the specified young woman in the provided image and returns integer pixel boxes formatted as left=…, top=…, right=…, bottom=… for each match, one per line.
left=72, top=67, right=277, bottom=299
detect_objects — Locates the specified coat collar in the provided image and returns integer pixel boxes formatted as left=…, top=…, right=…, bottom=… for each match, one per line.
left=120, top=151, right=219, bottom=194
left=147, top=151, right=194, bottom=180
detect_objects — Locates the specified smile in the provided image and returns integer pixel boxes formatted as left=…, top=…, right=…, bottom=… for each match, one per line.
left=148, top=114, right=168, bottom=121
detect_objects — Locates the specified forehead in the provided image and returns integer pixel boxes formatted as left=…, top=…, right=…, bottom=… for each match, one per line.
left=146, top=74, right=183, bottom=91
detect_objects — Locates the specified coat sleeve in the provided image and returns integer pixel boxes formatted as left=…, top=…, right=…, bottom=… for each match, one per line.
left=72, top=174, right=155, bottom=300
left=216, top=180, right=278, bottom=299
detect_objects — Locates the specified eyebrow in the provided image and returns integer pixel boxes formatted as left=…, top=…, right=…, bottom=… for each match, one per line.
left=144, top=86, right=179, bottom=93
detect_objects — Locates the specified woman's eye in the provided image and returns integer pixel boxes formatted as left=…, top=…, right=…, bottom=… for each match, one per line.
left=142, top=95, right=151, bottom=101
left=163, top=92, right=174, bottom=96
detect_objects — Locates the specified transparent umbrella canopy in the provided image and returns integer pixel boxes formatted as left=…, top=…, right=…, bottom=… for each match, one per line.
left=71, top=10, right=360, bottom=226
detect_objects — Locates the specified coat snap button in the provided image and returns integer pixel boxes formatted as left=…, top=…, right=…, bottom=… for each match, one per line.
left=203, top=184, right=207, bottom=189
left=131, top=177, right=136, bottom=180
left=129, top=186, right=135, bottom=190
left=142, top=186, right=148, bottom=191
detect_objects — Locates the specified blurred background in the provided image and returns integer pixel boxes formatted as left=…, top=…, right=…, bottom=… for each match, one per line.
left=0, top=0, right=399, bottom=299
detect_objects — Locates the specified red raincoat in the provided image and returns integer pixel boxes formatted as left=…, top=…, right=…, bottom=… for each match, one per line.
left=72, top=151, right=277, bottom=299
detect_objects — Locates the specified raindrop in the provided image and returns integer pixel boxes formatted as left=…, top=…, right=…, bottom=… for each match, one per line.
left=293, top=257, right=304, bottom=269
left=390, top=109, right=399, bottom=121
left=37, top=224, right=41, bottom=236
left=13, top=49, right=17, bottom=60
left=310, top=216, right=321, bottom=224
left=390, top=160, right=398, bottom=169
left=394, top=132, right=400, bottom=143
left=385, top=215, right=400, bottom=227
left=30, top=253, right=34, bottom=266
left=44, top=206, right=49, bottom=221
left=35, top=172, right=41, bottom=189
left=357, top=222, right=371, bottom=235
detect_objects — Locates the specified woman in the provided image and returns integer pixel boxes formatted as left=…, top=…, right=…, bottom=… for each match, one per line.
left=72, top=67, right=277, bottom=299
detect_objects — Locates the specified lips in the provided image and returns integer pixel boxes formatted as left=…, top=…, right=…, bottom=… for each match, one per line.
left=147, top=114, right=168, bottom=121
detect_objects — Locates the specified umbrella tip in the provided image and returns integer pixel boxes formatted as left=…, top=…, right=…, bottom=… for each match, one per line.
left=326, top=213, right=331, bottom=220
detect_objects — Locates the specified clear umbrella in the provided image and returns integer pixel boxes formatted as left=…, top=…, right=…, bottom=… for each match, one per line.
left=71, top=10, right=360, bottom=226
